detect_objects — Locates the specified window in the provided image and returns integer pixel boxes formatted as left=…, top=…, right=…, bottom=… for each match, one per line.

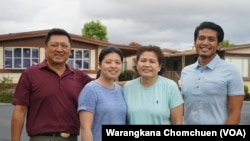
left=225, top=57, right=249, bottom=77
left=4, top=47, right=39, bottom=69
left=68, top=49, right=90, bottom=69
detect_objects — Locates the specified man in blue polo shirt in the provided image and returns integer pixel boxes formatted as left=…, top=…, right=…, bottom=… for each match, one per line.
left=180, top=21, right=244, bottom=124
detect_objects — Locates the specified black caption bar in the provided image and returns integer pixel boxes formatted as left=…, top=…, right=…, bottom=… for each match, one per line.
left=102, top=125, right=250, bottom=140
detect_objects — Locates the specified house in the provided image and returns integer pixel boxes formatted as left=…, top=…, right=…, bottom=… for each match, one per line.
left=115, top=44, right=250, bottom=88
left=0, top=29, right=138, bottom=84
left=162, top=44, right=250, bottom=88
left=1, top=29, right=249, bottom=88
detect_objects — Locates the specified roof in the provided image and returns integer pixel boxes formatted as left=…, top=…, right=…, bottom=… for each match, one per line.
left=0, top=29, right=138, bottom=57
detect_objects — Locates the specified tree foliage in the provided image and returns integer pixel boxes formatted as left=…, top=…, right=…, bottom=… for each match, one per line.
left=82, top=20, right=108, bottom=41
left=129, top=42, right=142, bottom=47
left=221, top=40, right=234, bottom=47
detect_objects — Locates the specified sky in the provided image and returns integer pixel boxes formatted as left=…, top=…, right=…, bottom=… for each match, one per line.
left=1, top=0, right=250, bottom=50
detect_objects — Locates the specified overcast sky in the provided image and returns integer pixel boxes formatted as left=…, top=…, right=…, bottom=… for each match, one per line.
left=1, top=0, right=249, bottom=50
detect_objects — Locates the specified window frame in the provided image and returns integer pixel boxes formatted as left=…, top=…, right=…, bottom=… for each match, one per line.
left=225, top=56, right=250, bottom=79
left=67, top=49, right=90, bottom=70
left=4, top=47, right=39, bottom=69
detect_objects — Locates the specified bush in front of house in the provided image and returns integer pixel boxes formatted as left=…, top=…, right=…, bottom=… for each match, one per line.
left=0, top=75, right=14, bottom=103
left=244, top=84, right=250, bottom=101
left=118, top=70, right=135, bottom=81
left=0, top=92, right=13, bottom=103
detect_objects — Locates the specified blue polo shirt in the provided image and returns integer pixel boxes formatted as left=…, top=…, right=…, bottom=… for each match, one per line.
left=181, top=54, right=244, bottom=124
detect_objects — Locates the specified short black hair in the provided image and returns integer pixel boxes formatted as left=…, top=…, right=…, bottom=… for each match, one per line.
left=194, top=21, right=224, bottom=43
left=44, top=28, right=72, bottom=45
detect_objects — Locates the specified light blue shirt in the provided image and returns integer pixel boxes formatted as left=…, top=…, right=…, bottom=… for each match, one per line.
left=181, top=54, right=244, bottom=124
left=77, top=81, right=127, bottom=141
left=123, top=76, right=184, bottom=124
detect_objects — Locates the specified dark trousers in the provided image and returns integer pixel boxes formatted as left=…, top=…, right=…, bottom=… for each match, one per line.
left=30, top=135, right=78, bottom=141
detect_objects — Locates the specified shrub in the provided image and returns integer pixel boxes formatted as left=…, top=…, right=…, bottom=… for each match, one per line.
left=0, top=75, right=14, bottom=103
left=118, top=70, right=135, bottom=81
left=244, top=84, right=250, bottom=101
left=244, top=84, right=248, bottom=94
left=0, top=92, right=13, bottom=103
left=0, top=75, right=13, bottom=90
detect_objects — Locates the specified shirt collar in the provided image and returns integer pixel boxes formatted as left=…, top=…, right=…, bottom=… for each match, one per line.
left=195, top=54, right=221, bottom=70
left=38, top=59, right=74, bottom=72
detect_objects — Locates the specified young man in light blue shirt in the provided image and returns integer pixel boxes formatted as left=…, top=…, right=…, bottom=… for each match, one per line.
left=181, top=21, right=244, bottom=124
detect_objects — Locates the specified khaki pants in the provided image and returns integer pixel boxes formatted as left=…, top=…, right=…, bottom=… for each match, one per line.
left=30, top=135, right=78, bottom=141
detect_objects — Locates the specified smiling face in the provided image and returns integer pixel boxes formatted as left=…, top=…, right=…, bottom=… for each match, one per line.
left=136, top=51, right=161, bottom=79
left=45, top=35, right=71, bottom=65
left=195, top=29, right=221, bottom=62
left=99, top=52, right=122, bottom=80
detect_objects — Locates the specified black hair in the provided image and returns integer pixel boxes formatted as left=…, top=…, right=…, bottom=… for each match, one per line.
left=96, top=46, right=124, bottom=79
left=96, top=69, right=101, bottom=79
left=99, top=46, right=124, bottom=63
left=44, top=28, right=72, bottom=45
left=135, top=45, right=166, bottom=75
left=194, top=21, right=224, bottom=43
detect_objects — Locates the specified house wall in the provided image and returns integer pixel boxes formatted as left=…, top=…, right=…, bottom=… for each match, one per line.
left=0, top=37, right=44, bottom=47
left=225, top=55, right=250, bottom=89
left=90, top=49, right=96, bottom=70
left=124, top=55, right=136, bottom=71
left=40, top=48, right=45, bottom=61
left=0, top=46, right=98, bottom=83
left=0, top=38, right=99, bottom=84
left=0, top=73, right=20, bottom=84
left=0, top=30, right=138, bottom=85
left=0, top=47, right=3, bottom=69
left=165, top=57, right=182, bottom=71
left=185, top=55, right=198, bottom=66
left=225, top=48, right=250, bottom=54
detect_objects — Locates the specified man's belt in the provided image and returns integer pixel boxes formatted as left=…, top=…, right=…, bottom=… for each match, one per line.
left=34, top=132, right=77, bottom=138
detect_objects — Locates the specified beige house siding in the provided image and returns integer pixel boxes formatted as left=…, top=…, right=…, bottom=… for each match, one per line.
left=225, top=48, right=250, bottom=54
left=224, top=47, right=250, bottom=88
left=244, top=81, right=250, bottom=89
left=0, top=73, right=20, bottom=84
left=125, top=55, right=136, bottom=71
left=90, top=49, right=96, bottom=70
left=0, top=47, right=3, bottom=69
left=40, top=47, right=45, bottom=62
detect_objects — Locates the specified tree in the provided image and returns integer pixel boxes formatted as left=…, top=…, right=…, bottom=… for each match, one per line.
left=221, top=40, right=234, bottom=47
left=129, top=42, right=142, bottom=47
left=82, top=20, right=108, bottom=41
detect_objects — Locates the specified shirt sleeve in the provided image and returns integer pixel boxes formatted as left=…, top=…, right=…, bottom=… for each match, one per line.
left=77, top=83, right=97, bottom=113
